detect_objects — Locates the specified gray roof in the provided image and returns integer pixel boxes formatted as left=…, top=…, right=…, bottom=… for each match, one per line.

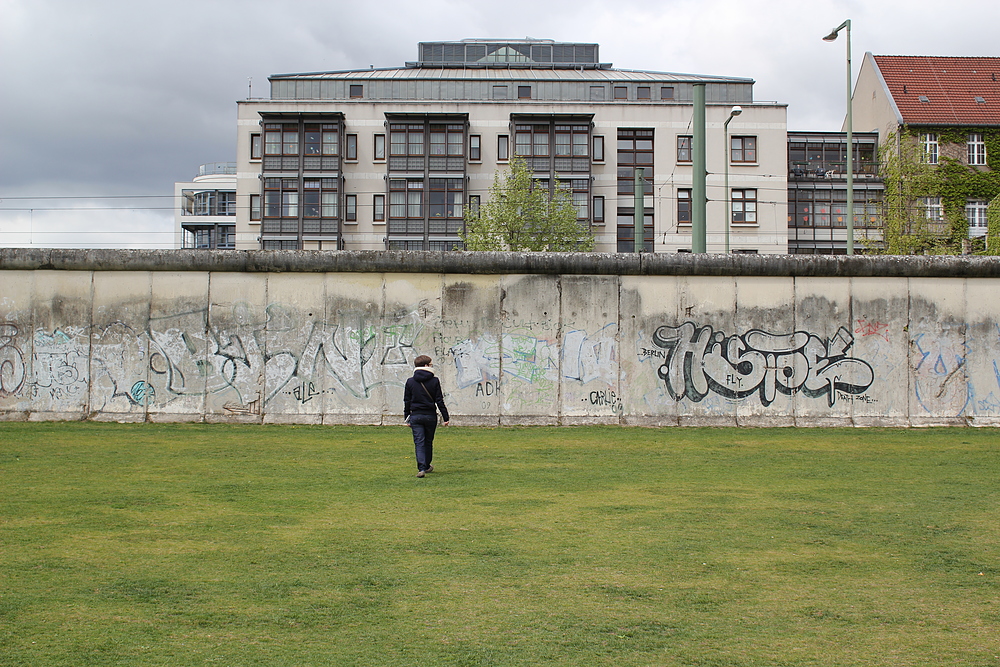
left=269, top=66, right=753, bottom=85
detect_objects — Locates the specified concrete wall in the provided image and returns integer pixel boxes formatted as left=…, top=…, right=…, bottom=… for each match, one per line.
left=3, top=249, right=1000, bottom=426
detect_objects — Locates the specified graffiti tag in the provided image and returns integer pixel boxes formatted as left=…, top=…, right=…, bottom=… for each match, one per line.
left=651, top=322, right=874, bottom=407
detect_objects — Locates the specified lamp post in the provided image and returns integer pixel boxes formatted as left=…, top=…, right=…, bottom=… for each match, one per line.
left=823, top=19, right=854, bottom=255
left=723, top=106, right=742, bottom=254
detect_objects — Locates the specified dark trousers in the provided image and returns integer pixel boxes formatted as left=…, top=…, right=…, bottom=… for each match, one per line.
left=409, top=413, right=437, bottom=471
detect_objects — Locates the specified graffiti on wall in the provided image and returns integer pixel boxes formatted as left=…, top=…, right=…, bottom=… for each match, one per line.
left=647, top=322, right=874, bottom=407
left=0, top=323, right=26, bottom=397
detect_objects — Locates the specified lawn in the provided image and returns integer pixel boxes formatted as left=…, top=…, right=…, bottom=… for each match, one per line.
left=1, top=423, right=998, bottom=666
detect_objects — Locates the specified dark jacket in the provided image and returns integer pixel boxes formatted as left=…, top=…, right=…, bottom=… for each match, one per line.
left=403, top=368, right=449, bottom=421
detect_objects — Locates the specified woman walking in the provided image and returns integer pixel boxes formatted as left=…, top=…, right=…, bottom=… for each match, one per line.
left=403, top=355, right=449, bottom=478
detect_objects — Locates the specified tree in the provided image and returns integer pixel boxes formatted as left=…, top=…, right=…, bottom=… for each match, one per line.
left=461, top=156, right=595, bottom=251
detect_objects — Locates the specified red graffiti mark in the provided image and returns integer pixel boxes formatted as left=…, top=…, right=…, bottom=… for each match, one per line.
left=855, top=319, right=889, bottom=342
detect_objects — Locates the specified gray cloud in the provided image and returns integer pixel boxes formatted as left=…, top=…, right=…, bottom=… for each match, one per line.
left=2, top=0, right=999, bottom=247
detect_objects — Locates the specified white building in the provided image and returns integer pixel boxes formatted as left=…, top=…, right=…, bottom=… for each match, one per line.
left=174, top=162, right=237, bottom=249
left=233, top=39, right=788, bottom=253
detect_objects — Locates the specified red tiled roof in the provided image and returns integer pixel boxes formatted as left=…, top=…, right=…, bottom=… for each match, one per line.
left=873, top=55, right=1000, bottom=126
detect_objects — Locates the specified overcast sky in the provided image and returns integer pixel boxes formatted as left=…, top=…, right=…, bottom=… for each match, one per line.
left=2, top=0, right=999, bottom=248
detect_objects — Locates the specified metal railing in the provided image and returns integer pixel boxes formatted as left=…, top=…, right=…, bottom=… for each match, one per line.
left=788, top=161, right=879, bottom=180
left=197, top=162, right=237, bottom=177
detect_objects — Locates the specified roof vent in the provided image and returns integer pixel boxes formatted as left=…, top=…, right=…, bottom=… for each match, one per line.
left=975, top=96, right=986, bottom=103
left=918, top=95, right=930, bottom=103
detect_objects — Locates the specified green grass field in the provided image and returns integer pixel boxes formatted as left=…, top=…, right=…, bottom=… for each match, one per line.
left=1, top=423, right=998, bottom=666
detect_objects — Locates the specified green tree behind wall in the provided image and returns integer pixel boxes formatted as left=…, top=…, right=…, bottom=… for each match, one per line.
left=461, top=156, right=595, bottom=252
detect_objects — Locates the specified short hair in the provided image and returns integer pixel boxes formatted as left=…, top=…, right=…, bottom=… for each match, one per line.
left=414, top=355, right=432, bottom=367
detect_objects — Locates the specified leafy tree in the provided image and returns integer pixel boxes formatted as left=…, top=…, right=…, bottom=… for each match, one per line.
left=461, top=156, right=595, bottom=251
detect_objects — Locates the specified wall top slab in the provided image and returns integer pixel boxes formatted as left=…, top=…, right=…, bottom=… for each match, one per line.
left=3, top=249, right=1000, bottom=279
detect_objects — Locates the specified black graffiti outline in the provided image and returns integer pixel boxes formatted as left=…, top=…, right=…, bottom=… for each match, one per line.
left=651, top=321, right=874, bottom=407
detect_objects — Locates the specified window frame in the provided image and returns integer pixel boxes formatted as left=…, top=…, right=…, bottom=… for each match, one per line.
left=676, top=135, right=692, bottom=163
left=592, top=135, right=604, bottom=162
left=660, top=86, right=675, bottom=100
left=613, top=86, right=628, bottom=100
left=469, top=134, right=481, bottom=161
left=730, top=136, right=757, bottom=164
left=637, top=86, right=651, bottom=100
left=374, top=133, right=386, bottom=161
left=921, top=133, right=939, bottom=164
left=517, top=85, right=532, bottom=99
left=250, top=133, right=262, bottom=160
left=967, top=198, right=989, bottom=236
left=592, top=195, right=605, bottom=223
left=677, top=188, right=692, bottom=225
left=968, top=133, right=987, bottom=165
left=373, top=194, right=385, bottom=222
left=497, top=134, right=509, bottom=161
left=346, top=134, right=358, bottom=161
left=249, top=194, right=261, bottom=221
left=345, top=194, right=357, bottom=222
left=349, top=84, right=363, bottom=98
left=730, top=189, right=758, bottom=224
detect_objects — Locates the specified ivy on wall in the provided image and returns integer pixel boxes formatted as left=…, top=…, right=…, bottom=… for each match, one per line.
left=875, top=127, right=1000, bottom=255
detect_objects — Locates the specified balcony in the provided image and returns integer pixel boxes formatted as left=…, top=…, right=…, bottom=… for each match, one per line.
left=198, top=162, right=237, bottom=177
left=789, top=161, right=879, bottom=181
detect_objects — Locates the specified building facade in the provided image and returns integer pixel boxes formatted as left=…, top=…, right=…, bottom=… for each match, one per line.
left=232, top=39, right=788, bottom=253
left=851, top=53, right=1000, bottom=252
left=787, top=131, right=883, bottom=254
left=174, top=162, right=237, bottom=249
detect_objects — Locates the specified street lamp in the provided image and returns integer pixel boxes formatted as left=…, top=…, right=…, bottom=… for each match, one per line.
left=823, top=19, right=854, bottom=255
left=723, top=106, right=742, bottom=253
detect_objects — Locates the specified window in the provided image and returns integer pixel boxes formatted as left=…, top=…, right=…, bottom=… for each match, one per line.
left=921, top=133, right=938, bottom=164
left=468, top=194, right=480, bottom=218
left=264, top=124, right=282, bottom=155
left=373, top=194, right=385, bottom=222
left=731, top=189, right=757, bottom=223
left=677, top=136, right=692, bottom=163
left=637, top=86, right=651, bottom=100
left=492, top=85, right=508, bottom=100
left=389, top=179, right=424, bottom=221
left=302, top=179, right=321, bottom=218
left=592, top=135, right=604, bottom=161
left=349, top=84, right=363, bottom=98
left=677, top=189, right=691, bottom=225
left=968, top=133, right=986, bottom=165
left=517, top=85, right=531, bottom=99
left=730, top=136, right=757, bottom=163
left=250, top=133, right=262, bottom=160
left=593, top=195, right=605, bottom=223
left=616, top=208, right=654, bottom=252
left=515, top=125, right=549, bottom=157
left=374, top=134, right=386, bottom=161
left=429, top=125, right=464, bottom=156
left=733, top=249, right=758, bottom=254
left=923, top=196, right=943, bottom=222
left=967, top=199, right=989, bottom=236
left=429, top=179, right=464, bottom=219
left=184, top=190, right=237, bottom=216
left=469, top=134, right=481, bottom=161
left=346, top=134, right=358, bottom=160
left=554, top=125, right=589, bottom=157
left=617, top=129, right=654, bottom=195
left=559, top=179, right=590, bottom=220
left=321, top=125, right=339, bottom=155
left=345, top=194, right=357, bottom=222
left=250, top=194, right=261, bottom=221
left=614, top=86, right=628, bottom=100
left=661, top=87, right=675, bottom=100
left=497, top=134, right=509, bottom=161
left=219, top=226, right=235, bottom=249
